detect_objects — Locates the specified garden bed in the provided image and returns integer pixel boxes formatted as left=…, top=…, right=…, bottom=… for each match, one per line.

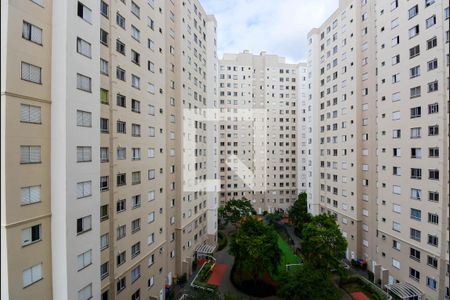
left=191, top=260, right=218, bottom=291
left=340, top=276, right=387, bottom=300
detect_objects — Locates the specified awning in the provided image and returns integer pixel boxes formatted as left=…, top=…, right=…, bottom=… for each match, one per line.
left=385, top=282, right=424, bottom=300
left=195, top=243, right=216, bottom=255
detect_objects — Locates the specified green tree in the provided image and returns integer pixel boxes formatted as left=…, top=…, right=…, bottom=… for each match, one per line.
left=301, top=214, right=347, bottom=273
left=218, top=198, right=256, bottom=228
left=265, top=210, right=284, bottom=226
left=277, top=263, right=340, bottom=300
left=229, top=217, right=281, bottom=281
left=288, top=192, right=311, bottom=237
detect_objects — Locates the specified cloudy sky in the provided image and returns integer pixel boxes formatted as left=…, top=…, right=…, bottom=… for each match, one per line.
left=201, top=0, right=338, bottom=63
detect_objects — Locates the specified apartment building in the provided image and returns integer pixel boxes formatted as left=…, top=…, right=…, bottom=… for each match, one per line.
left=1, top=0, right=218, bottom=299
left=308, top=0, right=449, bottom=299
left=308, top=0, right=378, bottom=266
left=218, top=51, right=306, bottom=214
left=375, top=0, right=449, bottom=298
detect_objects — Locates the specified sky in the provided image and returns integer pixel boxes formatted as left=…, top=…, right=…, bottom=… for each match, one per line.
left=201, top=0, right=338, bottom=63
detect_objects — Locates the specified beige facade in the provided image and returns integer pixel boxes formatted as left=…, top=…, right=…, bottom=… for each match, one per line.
left=218, top=51, right=306, bottom=214
left=1, top=0, right=217, bottom=299
left=308, top=0, right=449, bottom=299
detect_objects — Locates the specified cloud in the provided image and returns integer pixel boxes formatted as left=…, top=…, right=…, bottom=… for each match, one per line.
left=201, top=0, right=338, bottom=62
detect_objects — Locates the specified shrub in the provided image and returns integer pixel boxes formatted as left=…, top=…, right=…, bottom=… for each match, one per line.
left=217, top=231, right=228, bottom=251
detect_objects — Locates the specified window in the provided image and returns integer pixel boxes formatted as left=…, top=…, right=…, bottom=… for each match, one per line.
left=426, top=15, right=436, bottom=28
left=393, top=240, right=400, bottom=250
left=21, top=145, right=41, bottom=163
left=100, top=88, right=108, bottom=104
left=392, top=258, right=400, bottom=269
left=148, top=17, right=155, bottom=30
left=392, top=221, right=401, bottom=232
left=116, top=13, right=125, bottom=29
left=77, top=73, right=91, bottom=92
left=148, top=104, right=155, bottom=115
left=148, top=61, right=155, bottom=72
left=100, top=1, right=109, bottom=18
left=77, top=181, right=92, bottom=198
left=408, top=5, right=418, bottom=19
left=117, top=225, right=126, bottom=240
left=427, top=256, right=438, bottom=268
left=22, top=224, right=41, bottom=246
left=131, top=1, right=140, bottom=17
left=428, top=81, right=438, bottom=92
left=148, top=38, right=155, bottom=50
left=117, top=277, right=126, bottom=292
left=427, top=58, right=438, bottom=71
left=76, top=37, right=91, bottom=58
left=78, top=284, right=92, bottom=300
left=131, top=124, right=141, bottom=137
left=131, top=290, right=140, bottom=300
left=409, top=45, right=420, bottom=58
left=131, top=243, right=141, bottom=258
left=100, top=59, right=109, bottom=75
left=100, top=204, right=108, bottom=220
left=410, top=106, right=421, bottom=118
left=410, top=65, right=420, bottom=78
left=77, top=146, right=92, bottom=162
left=21, top=185, right=41, bottom=205
left=410, top=208, right=421, bottom=220
left=21, top=62, right=41, bottom=84
left=427, top=235, right=438, bottom=247
left=426, top=277, right=437, bottom=289
left=147, top=148, right=155, bottom=158
left=131, top=25, right=140, bottom=41
left=131, top=74, right=140, bottom=89
left=148, top=211, right=155, bottom=223
left=117, top=251, right=126, bottom=266
left=131, top=193, right=141, bottom=208
left=21, top=104, right=41, bottom=124
left=411, top=148, right=422, bottom=158
left=409, top=25, right=419, bottom=38
left=410, top=127, right=421, bottom=139
left=116, top=199, right=126, bottom=212
left=117, top=94, right=126, bottom=107
left=100, top=262, right=108, bottom=279
left=392, top=111, right=400, bottom=120
left=429, top=191, right=439, bottom=202
left=77, top=2, right=92, bottom=23
left=148, top=191, right=155, bottom=202
left=131, top=171, right=141, bottom=185
left=391, top=35, right=400, bottom=46
left=428, top=125, right=438, bottom=136
left=409, top=190, right=422, bottom=202
left=147, top=83, right=155, bottom=94
left=410, top=247, right=421, bottom=261
left=427, top=36, right=437, bottom=49
left=131, top=99, right=140, bottom=113
left=148, top=126, right=155, bottom=137
left=117, top=147, right=126, bottom=160
left=429, top=147, right=439, bottom=157
left=409, top=268, right=420, bottom=281
left=131, top=218, right=141, bottom=232
left=100, top=119, right=109, bottom=134
left=117, top=173, right=126, bottom=186
left=429, top=169, right=439, bottom=180
left=116, top=67, right=125, bottom=81
left=147, top=233, right=155, bottom=245
left=77, top=110, right=92, bottom=127
left=77, top=249, right=92, bottom=270
left=100, top=233, right=109, bottom=250
left=392, top=54, right=400, bottom=65
left=22, top=263, right=43, bottom=287
left=100, top=29, right=108, bottom=45
left=410, top=86, right=421, bottom=98
left=428, top=213, right=439, bottom=225
left=100, top=176, right=109, bottom=191
left=410, top=228, right=421, bottom=241
left=22, top=21, right=42, bottom=45
left=116, top=40, right=125, bottom=54
left=77, top=215, right=92, bottom=234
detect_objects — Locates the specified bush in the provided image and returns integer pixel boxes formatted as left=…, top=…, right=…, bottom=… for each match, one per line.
left=230, top=263, right=276, bottom=297
left=217, top=231, right=228, bottom=251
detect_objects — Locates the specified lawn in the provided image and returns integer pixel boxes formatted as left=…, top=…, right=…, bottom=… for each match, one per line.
left=274, top=235, right=301, bottom=277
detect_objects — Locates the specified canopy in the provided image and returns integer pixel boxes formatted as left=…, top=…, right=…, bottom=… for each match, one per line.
left=385, top=282, right=424, bottom=300
left=195, top=243, right=216, bottom=255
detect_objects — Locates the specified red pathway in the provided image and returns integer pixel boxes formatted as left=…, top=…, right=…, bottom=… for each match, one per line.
left=351, top=291, right=370, bottom=300
left=207, top=263, right=229, bottom=286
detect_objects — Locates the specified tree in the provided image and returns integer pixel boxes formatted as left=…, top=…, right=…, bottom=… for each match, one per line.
left=288, top=192, right=311, bottom=237
left=265, top=210, right=283, bottom=226
left=229, top=217, right=281, bottom=281
left=218, top=198, right=256, bottom=228
left=277, top=263, right=340, bottom=300
left=300, top=214, right=347, bottom=273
